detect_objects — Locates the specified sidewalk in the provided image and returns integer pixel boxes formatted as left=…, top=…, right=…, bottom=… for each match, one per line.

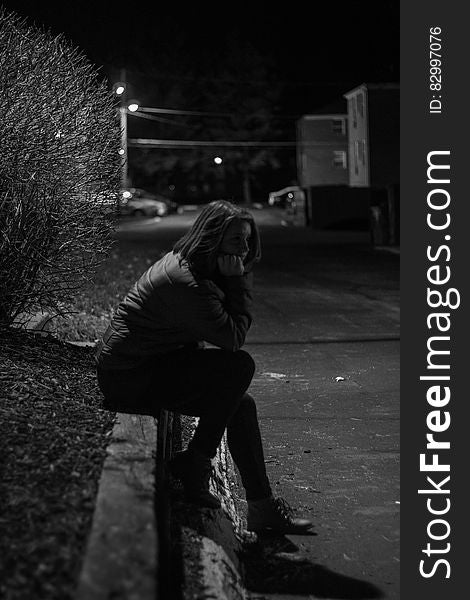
left=243, top=340, right=399, bottom=599
left=239, top=214, right=399, bottom=598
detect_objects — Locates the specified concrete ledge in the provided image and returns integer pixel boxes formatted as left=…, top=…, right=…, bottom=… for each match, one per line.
left=76, top=410, right=247, bottom=600
left=197, top=437, right=248, bottom=600
left=75, top=413, right=158, bottom=600
left=198, top=535, right=247, bottom=600
left=176, top=417, right=248, bottom=600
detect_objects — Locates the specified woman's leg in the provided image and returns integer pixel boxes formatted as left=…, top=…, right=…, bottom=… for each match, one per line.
left=156, top=347, right=257, bottom=507
left=160, top=348, right=256, bottom=458
left=98, top=347, right=255, bottom=455
left=98, top=348, right=272, bottom=505
left=226, top=393, right=272, bottom=500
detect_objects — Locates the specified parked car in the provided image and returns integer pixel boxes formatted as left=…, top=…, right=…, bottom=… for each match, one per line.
left=120, top=188, right=172, bottom=218
left=161, top=196, right=181, bottom=214
left=268, top=186, right=303, bottom=209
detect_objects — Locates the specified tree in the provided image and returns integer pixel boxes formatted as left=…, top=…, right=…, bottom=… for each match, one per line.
left=191, top=37, right=285, bottom=202
left=0, top=10, right=121, bottom=325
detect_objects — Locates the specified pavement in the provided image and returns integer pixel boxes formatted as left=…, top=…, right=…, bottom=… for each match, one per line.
left=241, top=210, right=400, bottom=599
left=79, top=206, right=399, bottom=599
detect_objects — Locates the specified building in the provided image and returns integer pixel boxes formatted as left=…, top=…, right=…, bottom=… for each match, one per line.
left=294, top=88, right=399, bottom=243
left=343, top=83, right=399, bottom=188
left=296, top=101, right=348, bottom=187
left=343, top=83, right=400, bottom=244
left=296, top=101, right=370, bottom=230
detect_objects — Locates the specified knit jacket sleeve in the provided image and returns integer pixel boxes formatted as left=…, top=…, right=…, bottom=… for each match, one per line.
left=180, top=272, right=253, bottom=351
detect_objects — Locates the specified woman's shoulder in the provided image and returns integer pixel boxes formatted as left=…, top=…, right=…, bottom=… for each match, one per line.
left=148, top=251, right=223, bottom=292
left=165, top=253, right=225, bottom=297
left=148, top=251, right=196, bottom=286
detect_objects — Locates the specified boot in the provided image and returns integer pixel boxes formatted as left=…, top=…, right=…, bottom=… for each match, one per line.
left=247, top=496, right=313, bottom=534
left=169, top=449, right=221, bottom=509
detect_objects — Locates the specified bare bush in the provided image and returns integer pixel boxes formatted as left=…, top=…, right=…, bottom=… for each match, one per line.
left=0, top=9, right=121, bottom=326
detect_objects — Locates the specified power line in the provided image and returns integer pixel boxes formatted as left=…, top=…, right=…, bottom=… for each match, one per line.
left=128, top=138, right=297, bottom=148
left=129, top=111, right=192, bottom=128
left=139, top=106, right=231, bottom=117
left=138, top=106, right=300, bottom=120
left=128, top=138, right=342, bottom=149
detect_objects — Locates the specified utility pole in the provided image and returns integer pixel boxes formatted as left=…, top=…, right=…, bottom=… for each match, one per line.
left=119, top=68, right=128, bottom=189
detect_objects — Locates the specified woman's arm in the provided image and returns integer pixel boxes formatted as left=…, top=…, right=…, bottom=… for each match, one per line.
left=178, top=271, right=253, bottom=352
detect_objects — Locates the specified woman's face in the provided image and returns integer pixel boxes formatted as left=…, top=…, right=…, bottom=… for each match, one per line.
left=219, top=219, right=251, bottom=260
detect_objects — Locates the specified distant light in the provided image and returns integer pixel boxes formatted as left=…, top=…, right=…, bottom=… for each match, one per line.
left=122, top=190, right=132, bottom=199
left=214, top=156, right=223, bottom=165
left=128, top=103, right=139, bottom=112
left=287, top=192, right=293, bottom=198
left=115, top=85, right=125, bottom=96
left=118, top=148, right=125, bottom=155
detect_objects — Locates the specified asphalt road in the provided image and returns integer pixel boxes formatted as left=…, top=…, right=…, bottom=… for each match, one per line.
left=116, top=207, right=400, bottom=599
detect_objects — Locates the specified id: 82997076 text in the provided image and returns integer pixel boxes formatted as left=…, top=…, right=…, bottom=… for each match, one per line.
left=429, top=26, right=443, bottom=114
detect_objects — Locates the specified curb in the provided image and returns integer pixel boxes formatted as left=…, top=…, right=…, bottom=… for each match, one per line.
left=75, top=412, right=247, bottom=600
left=175, top=418, right=248, bottom=600
left=75, top=413, right=159, bottom=600
left=200, top=438, right=248, bottom=600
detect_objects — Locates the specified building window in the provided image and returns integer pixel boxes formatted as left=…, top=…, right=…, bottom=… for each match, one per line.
left=358, top=140, right=366, bottom=164
left=332, top=150, right=347, bottom=168
left=354, top=141, right=359, bottom=175
left=351, top=97, right=357, bottom=128
left=356, top=93, right=364, bottom=118
left=331, top=119, right=345, bottom=134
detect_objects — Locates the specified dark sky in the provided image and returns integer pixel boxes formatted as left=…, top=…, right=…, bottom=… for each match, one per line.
left=2, top=1, right=399, bottom=114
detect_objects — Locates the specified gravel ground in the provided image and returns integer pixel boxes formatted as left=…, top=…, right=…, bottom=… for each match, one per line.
left=0, top=329, right=114, bottom=600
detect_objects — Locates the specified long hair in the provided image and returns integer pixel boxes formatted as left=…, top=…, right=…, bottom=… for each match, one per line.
left=173, top=200, right=261, bottom=276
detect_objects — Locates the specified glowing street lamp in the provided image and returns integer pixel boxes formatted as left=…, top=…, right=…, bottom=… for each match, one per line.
left=114, top=73, right=130, bottom=189
left=113, top=81, right=126, bottom=96
left=113, top=74, right=140, bottom=189
left=214, top=156, right=223, bottom=165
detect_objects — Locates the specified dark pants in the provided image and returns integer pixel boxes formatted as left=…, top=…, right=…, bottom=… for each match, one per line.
left=97, top=348, right=272, bottom=500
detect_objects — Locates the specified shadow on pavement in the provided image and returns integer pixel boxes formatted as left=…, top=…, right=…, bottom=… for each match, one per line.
left=241, top=531, right=384, bottom=599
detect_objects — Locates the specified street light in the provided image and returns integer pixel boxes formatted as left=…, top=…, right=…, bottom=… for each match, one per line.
left=114, top=78, right=129, bottom=189
left=214, top=156, right=223, bottom=165
left=114, top=70, right=140, bottom=189
left=113, top=82, right=126, bottom=96
left=121, top=101, right=140, bottom=187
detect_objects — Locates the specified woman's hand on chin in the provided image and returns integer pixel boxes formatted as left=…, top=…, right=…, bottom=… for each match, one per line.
left=217, top=254, right=245, bottom=276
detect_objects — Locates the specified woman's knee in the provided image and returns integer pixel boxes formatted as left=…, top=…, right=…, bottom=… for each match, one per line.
left=205, top=349, right=255, bottom=393
left=233, top=350, right=256, bottom=381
